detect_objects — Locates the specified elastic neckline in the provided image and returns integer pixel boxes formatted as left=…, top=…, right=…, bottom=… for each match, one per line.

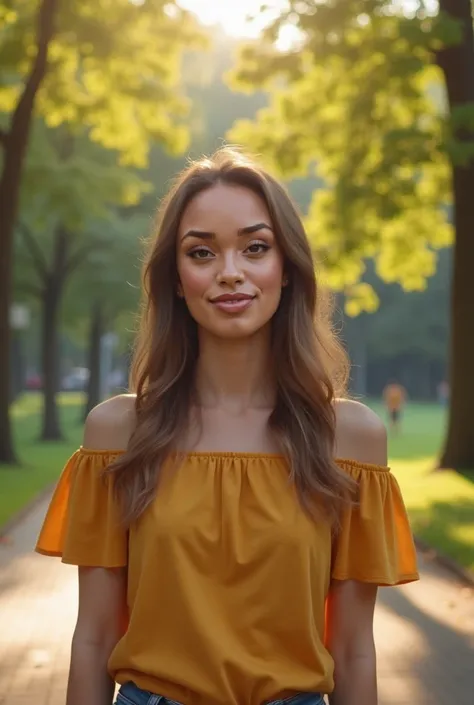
left=77, top=447, right=390, bottom=471
left=79, top=447, right=283, bottom=459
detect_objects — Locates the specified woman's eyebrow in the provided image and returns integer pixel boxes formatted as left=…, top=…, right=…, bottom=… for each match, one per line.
left=238, top=222, right=273, bottom=235
left=181, top=222, right=273, bottom=242
left=181, top=229, right=214, bottom=242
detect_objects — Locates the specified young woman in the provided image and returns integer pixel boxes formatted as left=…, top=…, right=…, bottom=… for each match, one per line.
left=36, top=148, right=419, bottom=705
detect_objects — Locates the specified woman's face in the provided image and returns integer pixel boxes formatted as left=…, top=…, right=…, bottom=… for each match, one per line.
left=176, top=183, right=285, bottom=340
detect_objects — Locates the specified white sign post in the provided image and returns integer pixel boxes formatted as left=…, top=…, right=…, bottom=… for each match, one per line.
left=10, top=303, right=30, bottom=331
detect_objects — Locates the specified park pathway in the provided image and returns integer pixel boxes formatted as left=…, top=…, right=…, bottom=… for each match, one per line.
left=0, top=495, right=473, bottom=705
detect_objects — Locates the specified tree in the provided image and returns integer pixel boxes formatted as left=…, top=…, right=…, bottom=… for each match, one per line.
left=436, top=0, right=474, bottom=469
left=0, top=0, right=58, bottom=462
left=0, top=0, right=200, bottom=462
left=62, top=212, right=145, bottom=420
left=14, top=123, right=149, bottom=439
left=228, top=0, right=474, bottom=469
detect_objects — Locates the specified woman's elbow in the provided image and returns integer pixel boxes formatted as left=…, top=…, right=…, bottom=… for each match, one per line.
left=332, top=633, right=376, bottom=667
left=72, top=618, right=123, bottom=655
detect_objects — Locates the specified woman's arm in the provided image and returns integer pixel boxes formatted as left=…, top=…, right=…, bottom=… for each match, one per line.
left=67, top=396, right=135, bottom=705
left=67, top=566, right=127, bottom=705
left=325, top=579, right=378, bottom=705
left=329, top=399, right=389, bottom=705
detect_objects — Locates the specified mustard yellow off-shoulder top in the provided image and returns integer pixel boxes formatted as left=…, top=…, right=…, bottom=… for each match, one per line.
left=36, top=449, right=419, bottom=705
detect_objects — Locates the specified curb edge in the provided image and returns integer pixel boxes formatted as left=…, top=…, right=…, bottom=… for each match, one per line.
left=414, top=536, right=474, bottom=587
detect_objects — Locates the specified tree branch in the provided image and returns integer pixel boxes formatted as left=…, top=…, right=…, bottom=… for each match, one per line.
left=17, top=223, right=49, bottom=280
left=65, top=243, right=100, bottom=277
left=0, top=0, right=59, bottom=253
left=13, top=0, right=59, bottom=128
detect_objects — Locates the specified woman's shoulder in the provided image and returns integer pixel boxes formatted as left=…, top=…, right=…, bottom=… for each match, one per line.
left=334, top=398, right=387, bottom=466
left=83, top=393, right=137, bottom=451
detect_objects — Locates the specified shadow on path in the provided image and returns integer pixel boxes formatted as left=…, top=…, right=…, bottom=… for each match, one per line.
left=376, top=559, right=473, bottom=705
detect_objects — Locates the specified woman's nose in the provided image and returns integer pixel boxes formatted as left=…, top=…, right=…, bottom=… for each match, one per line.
left=216, top=252, right=245, bottom=285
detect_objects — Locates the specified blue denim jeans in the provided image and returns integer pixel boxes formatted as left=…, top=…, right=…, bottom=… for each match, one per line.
left=115, top=681, right=325, bottom=705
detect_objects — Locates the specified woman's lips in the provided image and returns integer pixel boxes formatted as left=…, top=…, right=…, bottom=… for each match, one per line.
left=210, top=295, right=255, bottom=314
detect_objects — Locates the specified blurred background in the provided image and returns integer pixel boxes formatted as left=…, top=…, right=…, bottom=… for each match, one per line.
left=0, top=1, right=473, bottom=704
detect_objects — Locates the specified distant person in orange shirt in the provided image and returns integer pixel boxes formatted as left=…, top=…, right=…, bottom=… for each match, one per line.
left=383, top=380, right=407, bottom=434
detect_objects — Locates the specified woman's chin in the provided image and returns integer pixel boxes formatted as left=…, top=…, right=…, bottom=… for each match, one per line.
left=198, top=318, right=271, bottom=341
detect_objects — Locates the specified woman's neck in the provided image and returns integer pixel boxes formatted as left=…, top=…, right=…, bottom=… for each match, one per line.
left=195, top=328, right=276, bottom=413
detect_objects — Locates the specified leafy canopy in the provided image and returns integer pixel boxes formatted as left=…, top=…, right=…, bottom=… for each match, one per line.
left=0, top=0, right=203, bottom=165
left=228, top=0, right=457, bottom=312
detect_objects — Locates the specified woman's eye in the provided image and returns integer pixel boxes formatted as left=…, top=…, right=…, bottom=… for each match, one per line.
left=246, top=242, right=270, bottom=255
left=188, top=248, right=213, bottom=260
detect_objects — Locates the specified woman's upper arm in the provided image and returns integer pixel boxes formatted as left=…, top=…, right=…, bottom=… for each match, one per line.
left=328, top=399, right=386, bottom=656
left=73, top=395, right=135, bottom=643
left=325, top=579, right=378, bottom=659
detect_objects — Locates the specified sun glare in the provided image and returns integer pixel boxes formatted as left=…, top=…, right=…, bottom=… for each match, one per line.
left=178, top=0, right=287, bottom=38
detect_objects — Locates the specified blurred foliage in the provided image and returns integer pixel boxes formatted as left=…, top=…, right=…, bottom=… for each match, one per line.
left=0, top=0, right=204, bottom=166
left=364, top=249, right=451, bottom=360
left=13, top=123, right=150, bottom=306
left=61, top=208, right=146, bottom=351
left=9, top=22, right=453, bottom=384
left=2, top=0, right=205, bottom=366
left=227, top=0, right=459, bottom=313
left=19, top=121, right=150, bottom=234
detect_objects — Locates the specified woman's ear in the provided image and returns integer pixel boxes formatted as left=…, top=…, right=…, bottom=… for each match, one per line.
left=177, top=281, right=184, bottom=298
left=282, top=275, right=289, bottom=288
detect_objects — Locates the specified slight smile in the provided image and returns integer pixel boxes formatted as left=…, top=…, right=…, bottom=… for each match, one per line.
left=210, top=293, right=255, bottom=314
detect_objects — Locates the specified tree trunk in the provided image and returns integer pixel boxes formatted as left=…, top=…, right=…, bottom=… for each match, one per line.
left=40, top=229, right=69, bottom=441
left=84, top=302, right=104, bottom=420
left=41, top=282, right=63, bottom=441
left=438, top=0, right=474, bottom=470
left=10, top=331, right=26, bottom=404
left=0, top=0, right=58, bottom=464
left=439, top=166, right=474, bottom=468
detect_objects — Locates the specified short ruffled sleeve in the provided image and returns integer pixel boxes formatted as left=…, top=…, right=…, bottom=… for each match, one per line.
left=332, top=460, right=419, bottom=585
left=35, top=449, right=127, bottom=567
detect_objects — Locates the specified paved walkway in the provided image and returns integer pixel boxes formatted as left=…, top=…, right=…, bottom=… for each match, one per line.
left=0, top=496, right=473, bottom=705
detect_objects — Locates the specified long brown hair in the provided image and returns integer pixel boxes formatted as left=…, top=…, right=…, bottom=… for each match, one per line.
left=107, top=147, right=355, bottom=525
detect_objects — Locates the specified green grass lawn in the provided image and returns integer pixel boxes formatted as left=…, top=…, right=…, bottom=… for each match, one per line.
left=370, top=401, right=474, bottom=574
left=0, top=392, right=84, bottom=528
left=1, top=394, right=473, bottom=574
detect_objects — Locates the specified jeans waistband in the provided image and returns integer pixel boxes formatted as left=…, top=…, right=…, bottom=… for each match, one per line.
left=117, top=681, right=325, bottom=705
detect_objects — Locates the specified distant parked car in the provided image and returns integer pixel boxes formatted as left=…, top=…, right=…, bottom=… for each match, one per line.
left=62, top=367, right=90, bottom=391
left=25, top=373, right=43, bottom=390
